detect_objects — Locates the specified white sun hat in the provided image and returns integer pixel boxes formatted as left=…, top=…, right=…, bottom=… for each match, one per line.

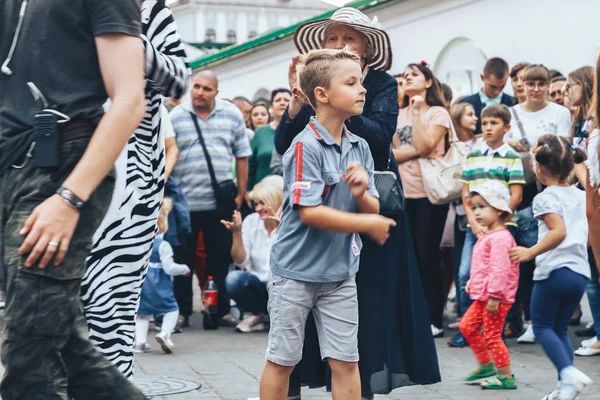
left=293, top=7, right=393, bottom=72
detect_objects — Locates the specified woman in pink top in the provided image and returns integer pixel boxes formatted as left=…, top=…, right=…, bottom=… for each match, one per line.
left=392, top=62, right=452, bottom=337
left=458, top=181, right=519, bottom=391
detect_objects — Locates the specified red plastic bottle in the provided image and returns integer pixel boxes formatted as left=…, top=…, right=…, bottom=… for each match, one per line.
left=202, top=276, right=219, bottom=330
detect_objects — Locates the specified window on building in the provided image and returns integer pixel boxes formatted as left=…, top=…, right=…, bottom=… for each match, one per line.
left=248, top=13, right=259, bottom=39
left=226, top=13, right=237, bottom=43
left=205, top=12, right=217, bottom=43
left=267, top=14, right=279, bottom=30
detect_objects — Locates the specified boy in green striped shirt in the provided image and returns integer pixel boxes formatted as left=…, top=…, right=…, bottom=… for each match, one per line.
left=450, top=104, right=525, bottom=347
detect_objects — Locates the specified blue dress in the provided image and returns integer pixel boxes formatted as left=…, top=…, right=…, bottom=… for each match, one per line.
left=138, top=238, right=181, bottom=316
left=277, top=70, right=441, bottom=394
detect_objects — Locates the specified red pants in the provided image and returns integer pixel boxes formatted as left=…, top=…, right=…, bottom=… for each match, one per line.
left=459, top=300, right=512, bottom=368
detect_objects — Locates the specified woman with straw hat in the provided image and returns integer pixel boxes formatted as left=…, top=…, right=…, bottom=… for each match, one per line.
left=272, top=7, right=441, bottom=400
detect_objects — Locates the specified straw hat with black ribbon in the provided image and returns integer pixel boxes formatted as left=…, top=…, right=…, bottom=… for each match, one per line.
left=293, top=7, right=393, bottom=72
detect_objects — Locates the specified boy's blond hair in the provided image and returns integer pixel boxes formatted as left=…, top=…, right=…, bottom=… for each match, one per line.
left=158, top=197, right=173, bottom=234
left=250, top=175, right=284, bottom=211
left=297, top=47, right=361, bottom=109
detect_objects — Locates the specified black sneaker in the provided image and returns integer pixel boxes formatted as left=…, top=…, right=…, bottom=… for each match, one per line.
left=179, top=315, right=190, bottom=328
left=447, top=332, right=468, bottom=347
left=575, top=323, right=595, bottom=337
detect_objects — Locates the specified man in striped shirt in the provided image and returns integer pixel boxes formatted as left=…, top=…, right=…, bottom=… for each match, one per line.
left=170, top=71, right=251, bottom=322
left=450, top=104, right=525, bottom=348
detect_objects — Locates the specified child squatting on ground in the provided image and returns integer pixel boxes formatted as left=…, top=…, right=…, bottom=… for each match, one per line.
left=459, top=180, right=519, bottom=390
left=258, top=47, right=396, bottom=400
left=135, top=198, right=191, bottom=354
left=509, top=135, right=593, bottom=400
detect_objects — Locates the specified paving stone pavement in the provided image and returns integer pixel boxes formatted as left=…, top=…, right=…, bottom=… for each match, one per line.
left=134, top=311, right=600, bottom=400
left=1, top=284, right=598, bottom=399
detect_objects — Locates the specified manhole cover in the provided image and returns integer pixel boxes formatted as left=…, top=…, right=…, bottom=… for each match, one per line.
left=133, top=377, right=202, bottom=397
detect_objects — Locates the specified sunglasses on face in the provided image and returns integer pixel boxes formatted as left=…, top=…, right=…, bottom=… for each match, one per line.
left=525, top=81, right=548, bottom=90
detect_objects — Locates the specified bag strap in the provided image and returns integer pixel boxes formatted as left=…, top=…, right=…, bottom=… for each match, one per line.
left=189, top=112, right=220, bottom=196
left=510, top=107, right=528, bottom=140
left=427, top=106, right=459, bottom=145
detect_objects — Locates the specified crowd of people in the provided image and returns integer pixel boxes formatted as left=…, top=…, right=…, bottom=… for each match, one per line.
left=2, top=1, right=600, bottom=400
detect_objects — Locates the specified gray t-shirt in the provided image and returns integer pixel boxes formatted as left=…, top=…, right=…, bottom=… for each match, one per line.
left=270, top=117, right=378, bottom=283
left=533, top=185, right=590, bottom=280
left=0, top=0, right=141, bottom=140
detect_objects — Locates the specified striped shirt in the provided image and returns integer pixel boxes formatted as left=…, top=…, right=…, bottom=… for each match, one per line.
left=170, top=99, right=251, bottom=211
left=460, top=142, right=525, bottom=188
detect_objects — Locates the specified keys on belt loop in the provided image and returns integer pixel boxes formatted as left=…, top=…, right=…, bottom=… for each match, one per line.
left=11, top=142, right=35, bottom=169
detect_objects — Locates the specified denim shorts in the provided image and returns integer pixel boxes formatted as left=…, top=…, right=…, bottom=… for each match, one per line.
left=265, top=273, right=359, bottom=366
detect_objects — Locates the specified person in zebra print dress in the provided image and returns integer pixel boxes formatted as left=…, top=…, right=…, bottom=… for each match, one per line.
left=81, top=0, right=190, bottom=378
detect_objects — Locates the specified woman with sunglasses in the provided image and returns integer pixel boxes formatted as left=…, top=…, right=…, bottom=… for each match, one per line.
left=504, top=64, right=572, bottom=345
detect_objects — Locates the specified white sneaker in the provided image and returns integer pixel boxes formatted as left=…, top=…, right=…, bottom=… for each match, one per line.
left=431, top=325, right=444, bottom=338
left=156, top=331, right=174, bottom=354
left=236, top=314, right=265, bottom=333
left=581, top=336, right=598, bottom=348
left=560, top=366, right=593, bottom=395
left=133, top=342, right=152, bottom=353
left=541, top=388, right=559, bottom=400
left=517, top=323, right=536, bottom=344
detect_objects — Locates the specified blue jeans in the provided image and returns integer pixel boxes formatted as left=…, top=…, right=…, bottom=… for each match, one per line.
left=514, top=205, right=539, bottom=321
left=586, top=251, right=600, bottom=340
left=225, top=270, right=268, bottom=315
left=457, top=229, right=477, bottom=317
left=532, top=268, right=588, bottom=373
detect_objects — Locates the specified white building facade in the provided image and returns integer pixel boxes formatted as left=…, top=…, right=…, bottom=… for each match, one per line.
left=188, top=0, right=600, bottom=102
left=170, top=0, right=333, bottom=45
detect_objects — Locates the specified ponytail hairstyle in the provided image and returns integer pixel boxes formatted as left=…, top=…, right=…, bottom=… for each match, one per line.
left=400, top=62, right=446, bottom=109
left=568, top=66, right=594, bottom=139
left=535, top=134, right=586, bottom=182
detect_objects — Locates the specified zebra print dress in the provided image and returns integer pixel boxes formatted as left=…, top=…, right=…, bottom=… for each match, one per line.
left=81, top=0, right=190, bottom=378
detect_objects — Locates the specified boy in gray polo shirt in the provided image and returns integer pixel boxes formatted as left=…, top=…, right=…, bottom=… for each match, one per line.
left=258, top=48, right=396, bottom=400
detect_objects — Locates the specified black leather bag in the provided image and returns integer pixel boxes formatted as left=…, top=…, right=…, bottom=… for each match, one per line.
left=189, top=112, right=237, bottom=216
left=374, top=149, right=404, bottom=217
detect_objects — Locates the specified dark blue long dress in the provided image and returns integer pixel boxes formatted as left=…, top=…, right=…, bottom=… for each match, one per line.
left=275, top=69, right=441, bottom=395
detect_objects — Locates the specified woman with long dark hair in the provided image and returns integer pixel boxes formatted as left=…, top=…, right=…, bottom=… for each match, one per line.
left=394, top=62, right=453, bottom=338
left=510, top=62, right=530, bottom=105
left=580, top=55, right=600, bottom=358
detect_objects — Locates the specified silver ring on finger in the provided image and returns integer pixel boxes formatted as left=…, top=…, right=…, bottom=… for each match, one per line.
left=47, top=242, right=59, bottom=248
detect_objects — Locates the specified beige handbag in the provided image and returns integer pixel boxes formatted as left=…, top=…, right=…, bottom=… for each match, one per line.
left=418, top=114, right=469, bottom=205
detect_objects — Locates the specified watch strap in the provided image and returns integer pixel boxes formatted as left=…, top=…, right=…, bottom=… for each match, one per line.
left=56, top=186, right=85, bottom=210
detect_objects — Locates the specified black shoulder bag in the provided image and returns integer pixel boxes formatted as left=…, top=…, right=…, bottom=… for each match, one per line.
left=373, top=148, right=405, bottom=217
left=189, top=112, right=237, bottom=216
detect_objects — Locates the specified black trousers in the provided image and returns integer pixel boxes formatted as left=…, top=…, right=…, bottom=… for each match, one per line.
left=405, top=198, right=449, bottom=329
left=174, top=210, right=232, bottom=318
